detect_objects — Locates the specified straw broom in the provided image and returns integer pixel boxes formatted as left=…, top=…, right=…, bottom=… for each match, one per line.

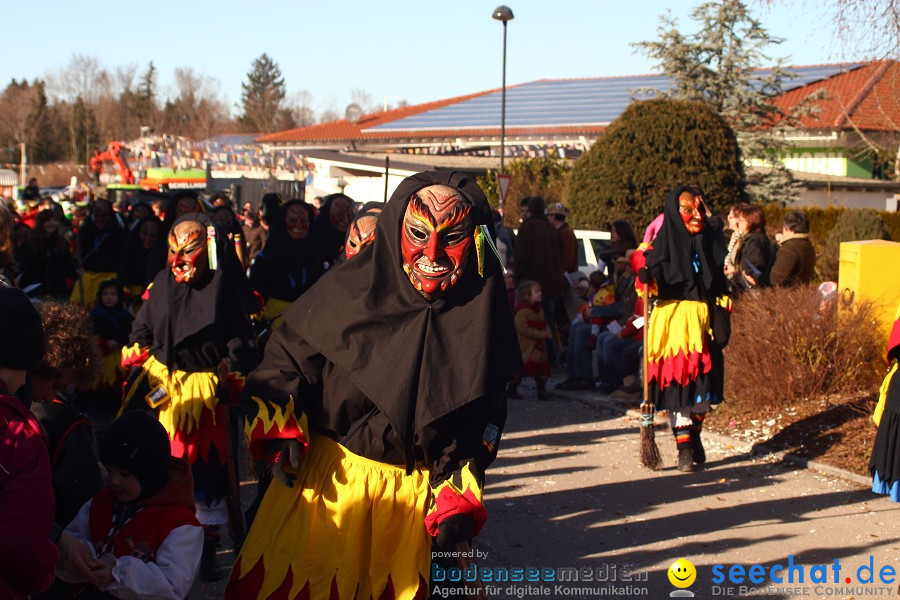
left=639, top=283, right=662, bottom=470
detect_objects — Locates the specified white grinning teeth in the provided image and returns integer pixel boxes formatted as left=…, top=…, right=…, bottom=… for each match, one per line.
left=416, top=262, right=449, bottom=275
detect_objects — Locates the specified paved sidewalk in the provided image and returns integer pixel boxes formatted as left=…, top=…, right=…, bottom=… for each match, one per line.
left=473, top=381, right=899, bottom=600
left=194, top=383, right=899, bottom=599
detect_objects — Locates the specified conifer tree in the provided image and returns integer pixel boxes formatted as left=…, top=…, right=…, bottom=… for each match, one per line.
left=240, top=53, right=288, bottom=133
left=634, top=0, right=822, bottom=204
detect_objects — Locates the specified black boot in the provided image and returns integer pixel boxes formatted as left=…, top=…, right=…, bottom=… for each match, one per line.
left=677, top=447, right=698, bottom=472
left=535, top=377, right=551, bottom=400
left=674, top=427, right=697, bottom=472
left=507, top=379, right=522, bottom=399
left=691, top=430, right=706, bottom=465
left=200, top=525, right=222, bottom=582
left=691, top=413, right=707, bottom=465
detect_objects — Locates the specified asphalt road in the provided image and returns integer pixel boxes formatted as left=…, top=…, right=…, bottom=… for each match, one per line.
left=194, top=380, right=900, bottom=600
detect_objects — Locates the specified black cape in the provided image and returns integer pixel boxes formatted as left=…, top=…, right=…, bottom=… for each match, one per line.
left=280, top=171, right=521, bottom=469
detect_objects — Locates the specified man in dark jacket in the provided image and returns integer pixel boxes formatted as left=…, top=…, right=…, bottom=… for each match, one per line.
left=546, top=202, right=578, bottom=276
left=514, top=196, right=565, bottom=357
left=770, top=211, right=816, bottom=287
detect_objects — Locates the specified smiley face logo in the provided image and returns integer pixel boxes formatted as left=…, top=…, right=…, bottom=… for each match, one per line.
left=668, top=558, right=696, bottom=588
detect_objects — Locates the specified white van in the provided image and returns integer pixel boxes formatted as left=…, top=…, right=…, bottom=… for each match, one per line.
left=574, top=229, right=611, bottom=274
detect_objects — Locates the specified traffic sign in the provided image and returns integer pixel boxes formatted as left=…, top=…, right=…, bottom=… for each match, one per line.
left=498, top=173, right=511, bottom=205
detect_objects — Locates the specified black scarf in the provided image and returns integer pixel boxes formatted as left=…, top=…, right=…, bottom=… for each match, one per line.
left=282, top=171, right=521, bottom=469
left=145, top=213, right=257, bottom=369
left=644, top=185, right=728, bottom=302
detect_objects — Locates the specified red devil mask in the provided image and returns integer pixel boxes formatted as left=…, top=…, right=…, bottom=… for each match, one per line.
left=167, top=220, right=208, bottom=284
left=678, top=191, right=704, bottom=234
left=400, top=185, right=473, bottom=299
left=285, top=204, right=311, bottom=241
left=345, top=208, right=381, bottom=259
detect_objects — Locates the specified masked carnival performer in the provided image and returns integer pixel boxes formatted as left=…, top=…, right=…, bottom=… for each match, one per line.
left=633, top=185, right=732, bottom=472
left=117, top=216, right=167, bottom=301
left=71, top=199, right=126, bottom=307
left=342, top=201, right=383, bottom=261
left=227, top=171, right=520, bottom=600
left=249, top=200, right=322, bottom=330
left=120, top=213, right=259, bottom=581
left=314, top=192, right=355, bottom=268
left=870, top=304, right=900, bottom=501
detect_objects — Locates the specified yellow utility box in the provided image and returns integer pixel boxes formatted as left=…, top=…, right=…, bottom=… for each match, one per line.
left=838, top=240, right=900, bottom=344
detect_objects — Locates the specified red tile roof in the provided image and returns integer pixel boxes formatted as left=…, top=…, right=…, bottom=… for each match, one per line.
left=775, top=60, right=900, bottom=131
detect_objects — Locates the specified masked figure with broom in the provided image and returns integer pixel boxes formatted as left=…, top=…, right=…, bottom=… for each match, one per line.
left=633, top=185, right=731, bottom=472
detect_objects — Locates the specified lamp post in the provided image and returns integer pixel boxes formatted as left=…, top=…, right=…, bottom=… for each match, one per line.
left=492, top=5, right=514, bottom=176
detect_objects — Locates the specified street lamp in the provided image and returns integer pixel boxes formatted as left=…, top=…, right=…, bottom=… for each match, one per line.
left=492, top=5, right=514, bottom=175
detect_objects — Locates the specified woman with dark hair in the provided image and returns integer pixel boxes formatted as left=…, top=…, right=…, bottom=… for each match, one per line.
left=599, top=220, right=638, bottom=276
left=19, top=210, right=77, bottom=298
left=633, top=184, right=732, bottom=472
left=732, top=204, right=772, bottom=290
left=117, top=216, right=167, bottom=299
left=250, top=200, right=322, bottom=329
left=120, top=212, right=259, bottom=581
left=314, top=193, right=355, bottom=268
left=71, top=199, right=126, bottom=307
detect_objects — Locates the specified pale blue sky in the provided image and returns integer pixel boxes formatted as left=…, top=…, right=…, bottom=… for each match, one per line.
left=0, top=1, right=867, bottom=116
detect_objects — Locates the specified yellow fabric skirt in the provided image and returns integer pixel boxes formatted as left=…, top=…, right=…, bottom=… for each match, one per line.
left=262, top=297, right=293, bottom=331
left=97, top=346, right=124, bottom=388
left=646, top=299, right=709, bottom=365
left=230, top=435, right=431, bottom=600
left=121, top=355, right=219, bottom=439
left=70, top=270, right=117, bottom=307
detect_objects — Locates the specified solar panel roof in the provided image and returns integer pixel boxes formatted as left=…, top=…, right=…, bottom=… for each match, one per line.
left=365, top=63, right=863, bottom=132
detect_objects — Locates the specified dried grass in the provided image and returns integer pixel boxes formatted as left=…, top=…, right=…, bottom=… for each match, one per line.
left=723, top=286, right=884, bottom=410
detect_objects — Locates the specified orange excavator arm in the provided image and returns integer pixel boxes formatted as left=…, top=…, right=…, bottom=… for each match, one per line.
left=89, top=141, right=135, bottom=185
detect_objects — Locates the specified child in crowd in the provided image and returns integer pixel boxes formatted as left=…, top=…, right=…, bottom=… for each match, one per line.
left=510, top=280, right=551, bottom=399
left=89, top=279, right=133, bottom=424
left=0, top=283, right=57, bottom=599
left=558, top=270, right=615, bottom=391
left=28, top=302, right=103, bottom=574
left=30, top=301, right=103, bottom=600
left=56, top=411, right=203, bottom=599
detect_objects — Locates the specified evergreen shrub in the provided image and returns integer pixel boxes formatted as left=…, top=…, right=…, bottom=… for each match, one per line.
left=565, top=98, right=746, bottom=230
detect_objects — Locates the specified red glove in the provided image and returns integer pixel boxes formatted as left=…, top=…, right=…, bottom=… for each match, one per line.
left=586, top=335, right=597, bottom=350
